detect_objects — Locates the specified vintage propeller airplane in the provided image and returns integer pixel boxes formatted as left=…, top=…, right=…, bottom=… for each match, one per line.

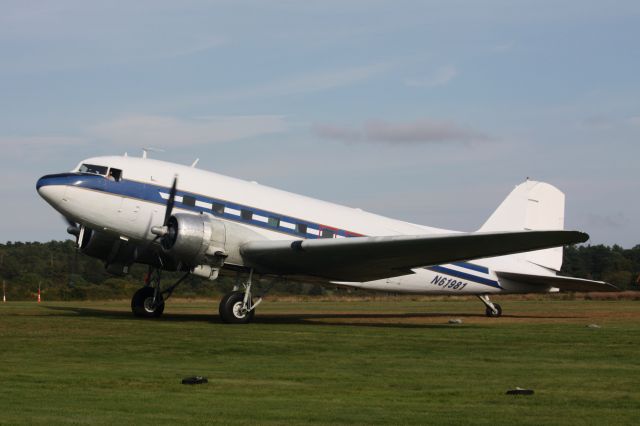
left=36, top=153, right=616, bottom=322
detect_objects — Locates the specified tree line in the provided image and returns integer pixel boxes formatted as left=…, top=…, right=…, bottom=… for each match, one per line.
left=0, top=240, right=638, bottom=301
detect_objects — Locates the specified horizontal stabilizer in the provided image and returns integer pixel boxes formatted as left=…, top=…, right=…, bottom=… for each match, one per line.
left=241, top=230, right=589, bottom=282
left=496, top=271, right=619, bottom=292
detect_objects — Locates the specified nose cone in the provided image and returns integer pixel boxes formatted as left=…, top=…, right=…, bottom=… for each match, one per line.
left=36, top=174, right=68, bottom=207
left=36, top=175, right=49, bottom=192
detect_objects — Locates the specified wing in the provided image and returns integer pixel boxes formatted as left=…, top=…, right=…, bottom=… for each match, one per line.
left=240, top=230, right=589, bottom=282
left=496, top=271, right=619, bottom=292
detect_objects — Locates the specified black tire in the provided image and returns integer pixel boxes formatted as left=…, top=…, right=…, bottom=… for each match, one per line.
left=219, top=291, right=255, bottom=324
left=485, top=303, right=502, bottom=318
left=131, top=287, right=165, bottom=318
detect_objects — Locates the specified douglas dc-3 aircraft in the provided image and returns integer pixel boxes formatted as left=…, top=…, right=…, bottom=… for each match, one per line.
left=36, top=154, right=617, bottom=322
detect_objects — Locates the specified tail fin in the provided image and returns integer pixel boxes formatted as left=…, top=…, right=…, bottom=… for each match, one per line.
left=479, top=180, right=565, bottom=271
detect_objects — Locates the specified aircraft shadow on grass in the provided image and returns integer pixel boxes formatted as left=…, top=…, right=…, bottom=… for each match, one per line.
left=43, top=305, right=578, bottom=329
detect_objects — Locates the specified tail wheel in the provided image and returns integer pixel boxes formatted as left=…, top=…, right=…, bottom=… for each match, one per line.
left=485, top=303, right=502, bottom=318
left=131, top=287, right=165, bottom=318
left=219, top=291, right=255, bottom=324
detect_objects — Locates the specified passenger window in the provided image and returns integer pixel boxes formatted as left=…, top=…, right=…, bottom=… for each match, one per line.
left=211, top=202, right=224, bottom=215
left=268, top=217, right=280, bottom=227
left=321, top=229, right=335, bottom=239
left=296, top=224, right=307, bottom=234
left=241, top=209, right=253, bottom=220
left=80, top=164, right=108, bottom=176
left=107, top=168, right=122, bottom=182
left=182, top=195, right=196, bottom=207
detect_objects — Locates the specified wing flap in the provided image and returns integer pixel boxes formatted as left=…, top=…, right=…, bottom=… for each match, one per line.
left=240, top=230, right=588, bottom=281
left=496, top=271, right=619, bottom=292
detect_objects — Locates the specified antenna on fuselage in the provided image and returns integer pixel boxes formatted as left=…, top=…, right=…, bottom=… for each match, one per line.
left=191, top=158, right=199, bottom=168
left=142, top=147, right=165, bottom=159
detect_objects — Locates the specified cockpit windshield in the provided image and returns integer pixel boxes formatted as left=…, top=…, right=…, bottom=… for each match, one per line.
left=79, top=164, right=108, bottom=175
left=78, top=164, right=123, bottom=182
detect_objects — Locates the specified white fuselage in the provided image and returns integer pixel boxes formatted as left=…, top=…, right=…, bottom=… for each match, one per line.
left=37, top=156, right=556, bottom=295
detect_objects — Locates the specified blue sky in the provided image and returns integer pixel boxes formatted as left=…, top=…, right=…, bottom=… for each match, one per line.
left=1, top=0, right=638, bottom=247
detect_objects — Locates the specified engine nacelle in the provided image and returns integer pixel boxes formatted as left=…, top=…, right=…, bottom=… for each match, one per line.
left=79, top=228, right=138, bottom=275
left=80, top=228, right=112, bottom=258
left=160, top=213, right=267, bottom=273
left=161, top=213, right=227, bottom=266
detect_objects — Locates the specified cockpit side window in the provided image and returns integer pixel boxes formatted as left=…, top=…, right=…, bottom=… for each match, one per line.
left=108, top=168, right=122, bottom=182
left=79, top=164, right=108, bottom=176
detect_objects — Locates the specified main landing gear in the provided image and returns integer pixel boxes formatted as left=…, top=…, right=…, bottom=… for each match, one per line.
left=478, top=294, right=502, bottom=317
left=131, top=267, right=189, bottom=318
left=130, top=266, right=271, bottom=323
left=219, top=269, right=272, bottom=324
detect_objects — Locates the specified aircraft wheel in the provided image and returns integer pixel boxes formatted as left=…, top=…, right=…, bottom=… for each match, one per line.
left=485, top=303, right=502, bottom=318
left=219, top=291, right=255, bottom=324
left=131, top=287, right=165, bottom=318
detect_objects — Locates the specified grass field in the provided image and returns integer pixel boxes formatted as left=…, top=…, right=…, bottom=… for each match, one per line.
left=1, top=296, right=639, bottom=425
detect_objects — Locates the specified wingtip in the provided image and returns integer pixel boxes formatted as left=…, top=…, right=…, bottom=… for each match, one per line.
left=568, top=231, right=589, bottom=244
left=576, top=231, right=590, bottom=244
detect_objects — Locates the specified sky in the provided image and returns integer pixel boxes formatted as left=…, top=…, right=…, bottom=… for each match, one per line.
left=1, top=0, right=638, bottom=247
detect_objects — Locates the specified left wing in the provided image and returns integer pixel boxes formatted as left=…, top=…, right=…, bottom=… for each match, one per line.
left=240, top=230, right=588, bottom=281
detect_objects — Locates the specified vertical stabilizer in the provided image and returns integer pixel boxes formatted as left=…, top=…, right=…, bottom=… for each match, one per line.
left=479, top=181, right=565, bottom=271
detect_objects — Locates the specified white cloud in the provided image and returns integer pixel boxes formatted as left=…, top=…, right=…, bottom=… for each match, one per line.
left=582, top=114, right=640, bottom=130
left=405, top=65, right=458, bottom=88
left=206, top=63, right=392, bottom=103
left=628, top=115, right=640, bottom=126
left=0, top=136, right=86, bottom=160
left=490, top=41, right=516, bottom=53
left=89, top=114, right=288, bottom=147
left=0, top=2, right=228, bottom=71
left=0, top=136, right=84, bottom=147
left=313, top=118, right=491, bottom=145
left=582, top=115, right=614, bottom=129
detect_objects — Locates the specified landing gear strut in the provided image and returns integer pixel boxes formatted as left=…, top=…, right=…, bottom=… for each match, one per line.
left=219, top=269, right=273, bottom=324
left=478, top=294, right=502, bottom=317
left=131, top=267, right=189, bottom=318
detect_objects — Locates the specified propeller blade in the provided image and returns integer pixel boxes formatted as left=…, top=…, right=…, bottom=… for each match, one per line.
left=62, top=216, right=76, bottom=228
left=62, top=216, right=79, bottom=234
left=163, top=176, right=178, bottom=226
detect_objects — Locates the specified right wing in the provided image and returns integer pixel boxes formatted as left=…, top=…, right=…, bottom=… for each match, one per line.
left=240, top=230, right=589, bottom=282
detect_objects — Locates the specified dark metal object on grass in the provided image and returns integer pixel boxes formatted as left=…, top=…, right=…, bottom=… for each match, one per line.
left=182, top=376, right=208, bottom=385
left=506, top=387, right=534, bottom=395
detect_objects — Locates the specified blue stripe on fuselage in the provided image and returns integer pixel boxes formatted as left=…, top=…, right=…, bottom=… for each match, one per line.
left=36, top=173, right=357, bottom=239
left=452, top=261, right=489, bottom=274
left=427, top=265, right=501, bottom=289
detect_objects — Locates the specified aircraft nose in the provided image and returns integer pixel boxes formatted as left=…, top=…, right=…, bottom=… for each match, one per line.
left=36, top=174, right=68, bottom=206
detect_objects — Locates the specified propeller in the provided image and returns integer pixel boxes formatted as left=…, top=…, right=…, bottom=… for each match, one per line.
left=164, top=175, right=178, bottom=228
left=151, top=175, right=179, bottom=246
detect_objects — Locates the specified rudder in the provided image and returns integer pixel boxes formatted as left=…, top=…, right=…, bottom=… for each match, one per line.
left=479, top=180, right=565, bottom=271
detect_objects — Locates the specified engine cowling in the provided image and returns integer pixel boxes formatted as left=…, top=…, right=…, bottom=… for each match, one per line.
left=79, top=228, right=138, bottom=275
left=161, top=213, right=226, bottom=266
left=80, top=228, right=112, bottom=258
left=159, top=213, right=267, bottom=275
